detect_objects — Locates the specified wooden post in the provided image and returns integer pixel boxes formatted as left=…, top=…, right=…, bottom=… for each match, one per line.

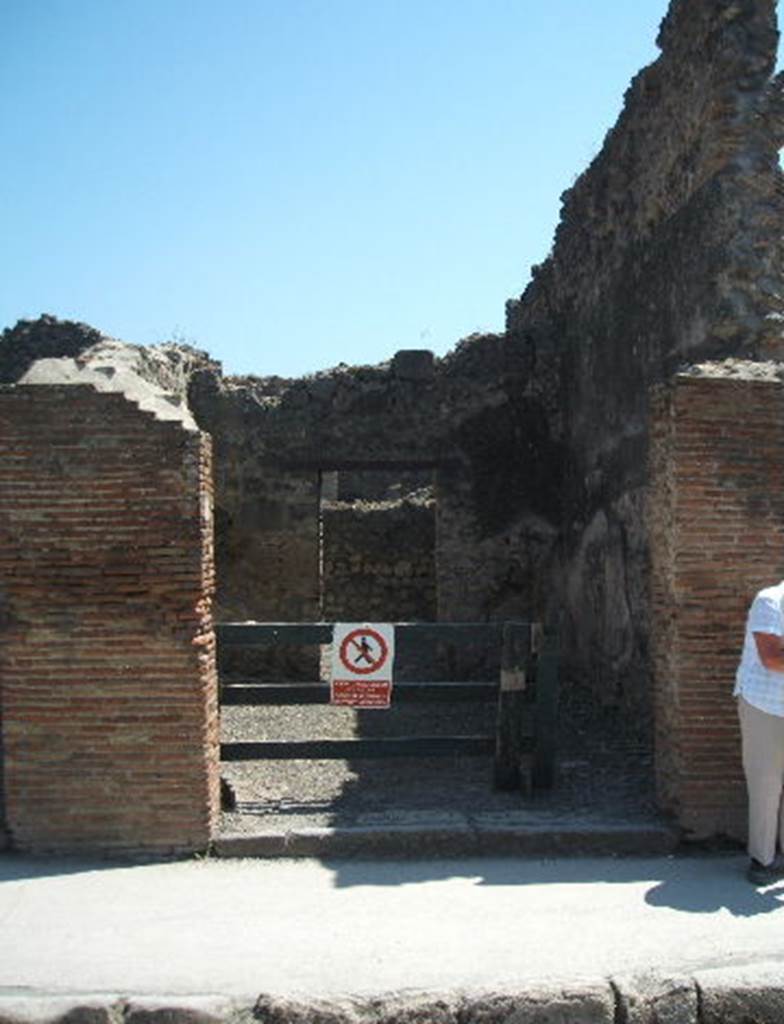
left=493, top=621, right=531, bottom=791
left=533, top=628, right=559, bottom=789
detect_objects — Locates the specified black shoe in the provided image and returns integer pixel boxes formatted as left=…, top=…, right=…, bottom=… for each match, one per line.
left=746, top=858, right=782, bottom=885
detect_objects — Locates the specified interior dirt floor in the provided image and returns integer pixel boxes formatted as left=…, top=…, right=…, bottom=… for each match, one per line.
left=218, top=688, right=665, bottom=838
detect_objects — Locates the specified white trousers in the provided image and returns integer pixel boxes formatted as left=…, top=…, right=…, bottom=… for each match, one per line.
left=738, top=696, right=784, bottom=865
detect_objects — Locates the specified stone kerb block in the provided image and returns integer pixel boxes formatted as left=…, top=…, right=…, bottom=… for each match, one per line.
left=613, top=972, right=699, bottom=1024
left=0, top=995, right=239, bottom=1024
left=697, top=963, right=784, bottom=1024
left=0, top=995, right=117, bottom=1024
left=253, top=986, right=615, bottom=1024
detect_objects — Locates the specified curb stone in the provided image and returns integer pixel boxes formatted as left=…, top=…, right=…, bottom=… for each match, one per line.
left=125, top=996, right=241, bottom=1024
left=695, top=962, right=784, bottom=1024
left=0, top=996, right=243, bottom=1024
left=0, top=995, right=122, bottom=1024
left=253, top=986, right=615, bottom=1024
left=4, top=975, right=784, bottom=1024
left=452, top=986, right=614, bottom=1024
left=254, top=993, right=462, bottom=1024
left=0, top=987, right=617, bottom=1024
left=612, top=972, right=699, bottom=1023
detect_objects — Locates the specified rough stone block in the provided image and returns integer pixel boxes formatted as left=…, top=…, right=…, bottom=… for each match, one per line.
left=457, top=986, right=615, bottom=1024
left=0, top=995, right=118, bottom=1024
left=696, top=962, right=784, bottom=1024
left=391, top=350, right=434, bottom=381
left=253, top=988, right=615, bottom=1024
left=613, top=972, right=698, bottom=1023
left=125, top=995, right=237, bottom=1024
left=253, top=994, right=368, bottom=1024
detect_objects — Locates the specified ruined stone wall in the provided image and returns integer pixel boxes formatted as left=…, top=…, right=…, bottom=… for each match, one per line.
left=184, top=0, right=784, bottom=751
left=190, top=353, right=443, bottom=626
left=432, top=334, right=560, bottom=624
left=4, top=0, right=784, bottom=822
left=321, top=499, right=436, bottom=622
left=649, top=368, right=784, bottom=838
left=0, top=384, right=219, bottom=854
left=337, top=468, right=433, bottom=502
left=185, top=371, right=325, bottom=622
left=216, top=463, right=320, bottom=622
left=505, top=0, right=784, bottom=724
left=187, top=334, right=549, bottom=639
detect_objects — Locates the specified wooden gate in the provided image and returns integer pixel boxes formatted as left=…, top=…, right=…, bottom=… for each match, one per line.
left=217, top=621, right=558, bottom=791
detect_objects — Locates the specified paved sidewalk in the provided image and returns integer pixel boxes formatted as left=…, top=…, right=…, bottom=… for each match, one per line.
left=1, top=851, right=784, bottom=1022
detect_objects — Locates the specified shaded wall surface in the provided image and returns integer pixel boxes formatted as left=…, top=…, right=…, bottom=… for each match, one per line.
left=649, top=369, right=784, bottom=839
left=185, top=336, right=563, bottom=657
left=505, top=0, right=784, bottom=725
left=188, top=0, right=784, bottom=742
left=321, top=498, right=436, bottom=623
left=0, top=384, right=219, bottom=854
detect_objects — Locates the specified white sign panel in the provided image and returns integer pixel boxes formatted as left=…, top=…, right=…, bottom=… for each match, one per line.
left=330, top=623, right=395, bottom=707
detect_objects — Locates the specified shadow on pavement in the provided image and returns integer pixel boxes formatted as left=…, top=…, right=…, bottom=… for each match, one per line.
left=0, top=851, right=183, bottom=883
left=323, top=853, right=784, bottom=917
left=645, top=874, right=784, bottom=917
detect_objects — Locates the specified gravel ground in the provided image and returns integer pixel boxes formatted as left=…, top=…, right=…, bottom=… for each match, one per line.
left=219, top=690, right=660, bottom=836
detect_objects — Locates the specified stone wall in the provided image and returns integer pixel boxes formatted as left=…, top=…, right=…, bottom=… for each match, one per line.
left=337, top=468, right=433, bottom=502
left=649, top=367, right=784, bottom=838
left=187, top=331, right=541, bottom=634
left=321, top=498, right=436, bottom=622
left=183, top=0, right=784, bottom=747
left=188, top=351, right=445, bottom=626
left=214, top=463, right=320, bottom=622
left=3, top=0, right=784, bottom=839
left=0, top=384, right=219, bottom=854
left=504, top=0, right=784, bottom=725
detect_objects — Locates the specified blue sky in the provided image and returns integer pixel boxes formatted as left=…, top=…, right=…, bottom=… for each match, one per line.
left=2, top=1, right=681, bottom=377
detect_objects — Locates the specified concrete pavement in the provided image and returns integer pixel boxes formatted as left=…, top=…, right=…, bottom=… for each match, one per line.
left=1, top=851, right=784, bottom=1022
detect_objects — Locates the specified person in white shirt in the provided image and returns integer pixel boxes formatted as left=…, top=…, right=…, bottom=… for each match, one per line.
left=735, top=580, right=784, bottom=884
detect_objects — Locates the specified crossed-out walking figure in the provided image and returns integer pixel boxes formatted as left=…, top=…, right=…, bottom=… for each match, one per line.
left=351, top=636, right=375, bottom=665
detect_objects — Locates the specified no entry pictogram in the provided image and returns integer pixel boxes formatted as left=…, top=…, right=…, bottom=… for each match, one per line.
left=339, top=627, right=389, bottom=676
left=331, top=623, right=395, bottom=707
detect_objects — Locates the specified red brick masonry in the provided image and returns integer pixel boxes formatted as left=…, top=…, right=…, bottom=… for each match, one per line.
left=0, top=384, right=219, bottom=854
left=649, top=374, right=784, bottom=839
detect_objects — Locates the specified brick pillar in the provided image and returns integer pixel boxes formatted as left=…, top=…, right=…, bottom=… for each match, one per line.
left=0, top=384, right=219, bottom=855
left=649, top=374, right=784, bottom=839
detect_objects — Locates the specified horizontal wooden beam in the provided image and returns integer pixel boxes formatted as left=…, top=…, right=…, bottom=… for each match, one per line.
left=267, top=457, right=454, bottom=472
left=220, top=736, right=509, bottom=761
left=217, top=623, right=333, bottom=646
left=221, top=681, right=502, bottom=705
left=396, top=623, right=502, bottom=647
left=215, top=621, right=522, bottom=648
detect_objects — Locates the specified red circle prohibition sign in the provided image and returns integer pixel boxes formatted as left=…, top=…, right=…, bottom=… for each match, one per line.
left=339, top=627, right=389, bottom=676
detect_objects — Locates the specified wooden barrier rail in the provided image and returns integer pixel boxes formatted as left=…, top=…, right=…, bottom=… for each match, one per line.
left=216, top=621, right=558, bottom=792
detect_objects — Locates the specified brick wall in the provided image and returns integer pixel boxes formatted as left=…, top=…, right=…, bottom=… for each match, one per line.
left=0, top=384, right=219, bottom=855
left=649, top=372, right=784, bottom=838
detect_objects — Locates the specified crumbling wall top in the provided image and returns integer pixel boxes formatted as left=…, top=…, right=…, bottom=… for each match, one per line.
left=1, top=315, right=220, bottom=431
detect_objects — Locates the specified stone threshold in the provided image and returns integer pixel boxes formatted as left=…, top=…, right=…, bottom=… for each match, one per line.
left=213, top=820, right=679, bottom=859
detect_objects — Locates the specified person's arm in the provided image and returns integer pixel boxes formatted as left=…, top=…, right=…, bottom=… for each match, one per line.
left=753, top=631, right=784, bottom=672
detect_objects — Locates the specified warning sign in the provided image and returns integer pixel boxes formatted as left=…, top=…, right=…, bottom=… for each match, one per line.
left=331, top=623, right=395, bottom=707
